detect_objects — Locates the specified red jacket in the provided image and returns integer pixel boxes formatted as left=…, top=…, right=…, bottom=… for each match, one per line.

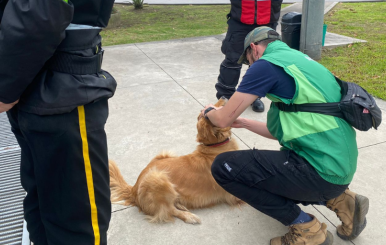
left=230, top=0, right=283, bottom=25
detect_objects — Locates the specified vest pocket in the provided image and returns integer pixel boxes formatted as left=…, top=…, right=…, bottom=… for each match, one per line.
left=240, top=0, right=256, bottom=24
left=256, top=0, right=271, bottom=25
left=235, top=149, right=277, bottom=187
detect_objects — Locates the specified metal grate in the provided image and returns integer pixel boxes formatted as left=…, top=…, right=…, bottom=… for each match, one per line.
left=0, top=114, right=18, bottom=150
left=0, top=113, right=26, bottom=245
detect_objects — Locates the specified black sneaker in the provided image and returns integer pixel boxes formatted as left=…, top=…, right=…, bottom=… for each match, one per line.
left=251, top=98, right=264, bottom=112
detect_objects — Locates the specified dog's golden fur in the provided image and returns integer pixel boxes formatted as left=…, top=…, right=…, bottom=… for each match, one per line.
left=109, top=98, right=242, bottom=224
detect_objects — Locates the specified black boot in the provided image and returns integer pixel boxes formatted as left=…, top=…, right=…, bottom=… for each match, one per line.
left=251, top=98, right=264, bottom=112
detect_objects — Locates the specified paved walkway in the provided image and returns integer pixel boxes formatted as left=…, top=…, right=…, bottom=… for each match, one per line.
left=103, top=2, right=386, bottom=245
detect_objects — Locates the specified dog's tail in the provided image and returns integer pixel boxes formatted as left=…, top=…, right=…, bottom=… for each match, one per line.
left=109, top=160, right=136, bottom=206
left=137, top=167, right=179, bottom=223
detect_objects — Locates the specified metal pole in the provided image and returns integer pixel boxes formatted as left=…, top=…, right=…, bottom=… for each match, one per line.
left=299, top=0, right=325, bottom=60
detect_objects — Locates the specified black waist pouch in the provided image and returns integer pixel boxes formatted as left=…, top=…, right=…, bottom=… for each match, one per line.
left=19, top=29, right=117, bottom=115
left=275, top=77, right=382, bottom=131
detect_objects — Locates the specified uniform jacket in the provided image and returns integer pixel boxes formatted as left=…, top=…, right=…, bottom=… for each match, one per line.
left=230, top=0, right=283, bottom=25
left=0, top=0, right=116, bottom=115
left=262, top=41, right=358, bottom=185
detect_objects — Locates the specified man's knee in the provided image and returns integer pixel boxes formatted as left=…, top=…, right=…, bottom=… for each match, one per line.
left=221, top=57, right=242, bottom=69
left=211, top=152, right=234, bottom=185
left=211, top=154, right=222, bottom=181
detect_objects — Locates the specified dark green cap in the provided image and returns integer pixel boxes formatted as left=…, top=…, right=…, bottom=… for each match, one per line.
left=237, top=26, right=281, bottom=65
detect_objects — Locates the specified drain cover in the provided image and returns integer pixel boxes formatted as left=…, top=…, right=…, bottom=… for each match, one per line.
left=0, top=113, right=27, bottom=245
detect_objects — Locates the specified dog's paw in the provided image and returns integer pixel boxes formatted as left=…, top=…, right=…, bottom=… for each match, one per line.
left=183, top=212, right=201, bottom=225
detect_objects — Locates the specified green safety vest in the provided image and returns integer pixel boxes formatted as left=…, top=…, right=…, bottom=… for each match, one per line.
left=261, top=41, right=358, bottom=185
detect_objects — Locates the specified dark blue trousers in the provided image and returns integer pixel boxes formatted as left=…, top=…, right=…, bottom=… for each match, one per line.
left=215, top=18, right=277, bottom=99
left=211, top=149, right=348, bottom=225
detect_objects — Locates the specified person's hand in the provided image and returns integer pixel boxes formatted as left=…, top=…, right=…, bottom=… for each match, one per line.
left=0, top=100, right=19, bottom=113
left=200, top=104, right=223, bottom=118
left=231, top=117, right=246, bottom=128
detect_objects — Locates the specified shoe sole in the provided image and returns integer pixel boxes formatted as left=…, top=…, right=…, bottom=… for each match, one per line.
left=337, top=194, right=369, bottom=241
left=269, top=231, right=334, bottom=245
left=320, top=231, right=334, bottom=245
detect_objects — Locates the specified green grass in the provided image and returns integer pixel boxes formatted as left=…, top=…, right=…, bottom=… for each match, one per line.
left=101, top=3, right=385, bottom=100
left=102, top=4, right=290, bottom=45
left=101, top=5, right=231, bottom=45
left=320, top=2, right=386, bottom=99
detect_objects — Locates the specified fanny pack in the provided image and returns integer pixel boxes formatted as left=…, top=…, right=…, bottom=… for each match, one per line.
left=275, top=77, right=382, bottom=131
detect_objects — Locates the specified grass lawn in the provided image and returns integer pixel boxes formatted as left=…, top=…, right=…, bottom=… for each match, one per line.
left=101, top=5, right=231, bottom=45
left=102, top=4, right=289, bottom=45
left=320, top=2, right=386, bottom=100
left=101, top=3, right=385, bottom=100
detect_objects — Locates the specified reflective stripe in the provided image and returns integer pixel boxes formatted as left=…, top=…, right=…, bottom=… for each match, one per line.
left=78, top=106, right=100, bottom=245
left=66, top=23, right=102, bottom=30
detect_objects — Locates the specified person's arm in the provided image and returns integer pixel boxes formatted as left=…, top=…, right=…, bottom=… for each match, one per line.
left=0, top=100, right=18, bottom=113
left=201, top=92, right=276, bottom=139
left=202, top=92, right=257, bottom=128
left=0, top=0, right=74, bottom=105
left=231, top=117, right=276, bottom=140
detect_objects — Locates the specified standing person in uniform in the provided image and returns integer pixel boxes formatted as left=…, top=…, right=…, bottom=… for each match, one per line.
left=215, top=0, right=283, bottom=112
left=0, top=0, right=117, bottom=244
left=202, top=26, right=369, bottom=245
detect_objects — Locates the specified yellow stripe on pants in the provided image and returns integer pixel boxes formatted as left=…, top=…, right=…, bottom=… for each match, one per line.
left=78, top=105, right=100, bottom=245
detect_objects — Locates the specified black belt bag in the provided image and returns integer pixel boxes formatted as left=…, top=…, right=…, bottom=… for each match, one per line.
left=275, top=77, right=382, bottom=131
left=47, top=49, right=104, bottom=75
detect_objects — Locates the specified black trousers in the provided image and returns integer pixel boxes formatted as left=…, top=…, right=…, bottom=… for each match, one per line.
left=211, top=149, right=348, bottom=225
left=215, top=19, right=277, bottom=99
left=7, top=99, right=111, bottom=245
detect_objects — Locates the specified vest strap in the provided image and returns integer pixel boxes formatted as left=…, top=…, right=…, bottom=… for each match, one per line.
left=274, top=102, right=344, bottom=119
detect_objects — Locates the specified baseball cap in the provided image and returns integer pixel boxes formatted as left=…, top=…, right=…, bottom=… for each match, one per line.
left=237, top=26, right=281, bottom=65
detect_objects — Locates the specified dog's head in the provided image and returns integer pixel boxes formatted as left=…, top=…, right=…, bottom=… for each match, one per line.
left=196, top=97, right=232, bottom=145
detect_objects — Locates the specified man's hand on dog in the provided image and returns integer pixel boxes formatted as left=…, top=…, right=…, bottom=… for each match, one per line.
left=201, top=104, right=222, bottom=118
left=0, top=100, right=19, bottom=113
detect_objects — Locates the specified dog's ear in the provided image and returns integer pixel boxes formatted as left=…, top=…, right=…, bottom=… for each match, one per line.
left=196, top=97, right=231, bottom=144
left=196, top=117, right=232, bottom=145
left=196, top=118, right=218, bottom=144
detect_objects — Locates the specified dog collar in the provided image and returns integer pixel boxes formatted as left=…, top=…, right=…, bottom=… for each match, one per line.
left=205, top=138, right=230, bottom=147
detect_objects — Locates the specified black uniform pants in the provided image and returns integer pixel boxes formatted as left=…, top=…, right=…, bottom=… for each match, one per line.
left=215, top=18, right=277, bottom=100
left=7, top=99, right=111, bottom=245
left=211, top=149, right=348, bottom=225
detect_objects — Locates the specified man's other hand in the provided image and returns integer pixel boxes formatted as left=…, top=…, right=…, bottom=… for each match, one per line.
left=0, top=100, right=19, bottom=113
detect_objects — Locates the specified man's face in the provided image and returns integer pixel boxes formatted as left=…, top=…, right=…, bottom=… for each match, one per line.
left=246, top=42, right=266, bottom=66
left=246, top=47, right=257, bottom=66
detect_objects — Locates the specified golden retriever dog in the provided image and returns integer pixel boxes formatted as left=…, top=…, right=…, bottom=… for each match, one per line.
left=109, top=97, right=242, bottom=224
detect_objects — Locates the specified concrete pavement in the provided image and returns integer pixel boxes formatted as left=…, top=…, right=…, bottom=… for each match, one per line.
left=103, top=3, right=386, bottom=245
